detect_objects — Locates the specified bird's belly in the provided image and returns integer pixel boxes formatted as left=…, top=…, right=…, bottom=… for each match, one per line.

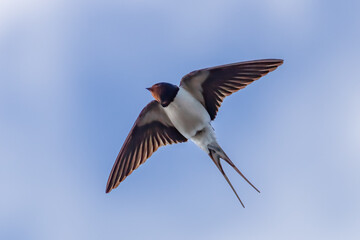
left=164, top=88, right=210, bottom=139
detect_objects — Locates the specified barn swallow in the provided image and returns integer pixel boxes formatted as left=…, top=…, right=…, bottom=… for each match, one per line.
left=106, top=59, right=283, bottom=207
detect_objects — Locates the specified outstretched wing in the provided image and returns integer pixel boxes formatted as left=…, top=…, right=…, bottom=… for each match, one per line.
left=180, top=59, right=283, bottom=120
left=106, top=100, right=187, bottom=193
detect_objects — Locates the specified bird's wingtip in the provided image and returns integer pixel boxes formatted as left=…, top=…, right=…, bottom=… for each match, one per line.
left=105, top=185, right=112, bottom=194
left=272, top=58, right=284, bottom=65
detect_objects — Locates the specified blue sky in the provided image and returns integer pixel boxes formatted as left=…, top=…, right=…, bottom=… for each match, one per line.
left=1, top=0, right=359, bottom=239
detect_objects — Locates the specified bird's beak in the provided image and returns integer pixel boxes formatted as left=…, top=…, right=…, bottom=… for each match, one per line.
left=146, top=87, right=152, bottom=91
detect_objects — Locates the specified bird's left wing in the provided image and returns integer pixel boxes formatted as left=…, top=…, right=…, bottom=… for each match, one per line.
left=180, top=59, right=283, bottom=120
left=106, top=100, right=187, bottom=193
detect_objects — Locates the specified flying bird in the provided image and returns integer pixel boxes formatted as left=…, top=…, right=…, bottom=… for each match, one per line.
left=106, top=59, right=283, bottom=207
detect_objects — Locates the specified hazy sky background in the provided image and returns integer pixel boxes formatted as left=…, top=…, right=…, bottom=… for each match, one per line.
left=1, top=0, right=359, bottom=239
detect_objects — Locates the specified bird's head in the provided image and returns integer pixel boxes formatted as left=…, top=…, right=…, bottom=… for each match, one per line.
left=146, top=82, right=179, bottom=107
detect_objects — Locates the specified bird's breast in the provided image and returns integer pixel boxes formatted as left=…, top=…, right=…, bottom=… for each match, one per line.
left=164, top=87, right=210, bottom=139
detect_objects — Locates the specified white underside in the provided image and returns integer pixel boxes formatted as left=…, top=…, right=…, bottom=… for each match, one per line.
left=163, top=87, right=218, bottom=153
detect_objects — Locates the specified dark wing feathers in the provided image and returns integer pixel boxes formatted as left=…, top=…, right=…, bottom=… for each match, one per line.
left=180, top=59, right=283, bottom=120
left=106, top=100, right=187, bottom=193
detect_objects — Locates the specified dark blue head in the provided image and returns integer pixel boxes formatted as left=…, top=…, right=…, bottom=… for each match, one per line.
left=147, top=82, right=179, bottom=107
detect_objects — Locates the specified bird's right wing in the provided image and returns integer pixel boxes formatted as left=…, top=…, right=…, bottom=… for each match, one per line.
left=180, top=59, right=283, bottom=120
left=106, top=100, right=187, bottom=193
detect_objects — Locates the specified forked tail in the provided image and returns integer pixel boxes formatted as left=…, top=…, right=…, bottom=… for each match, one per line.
left=208, top=145, right=260, bottom=208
